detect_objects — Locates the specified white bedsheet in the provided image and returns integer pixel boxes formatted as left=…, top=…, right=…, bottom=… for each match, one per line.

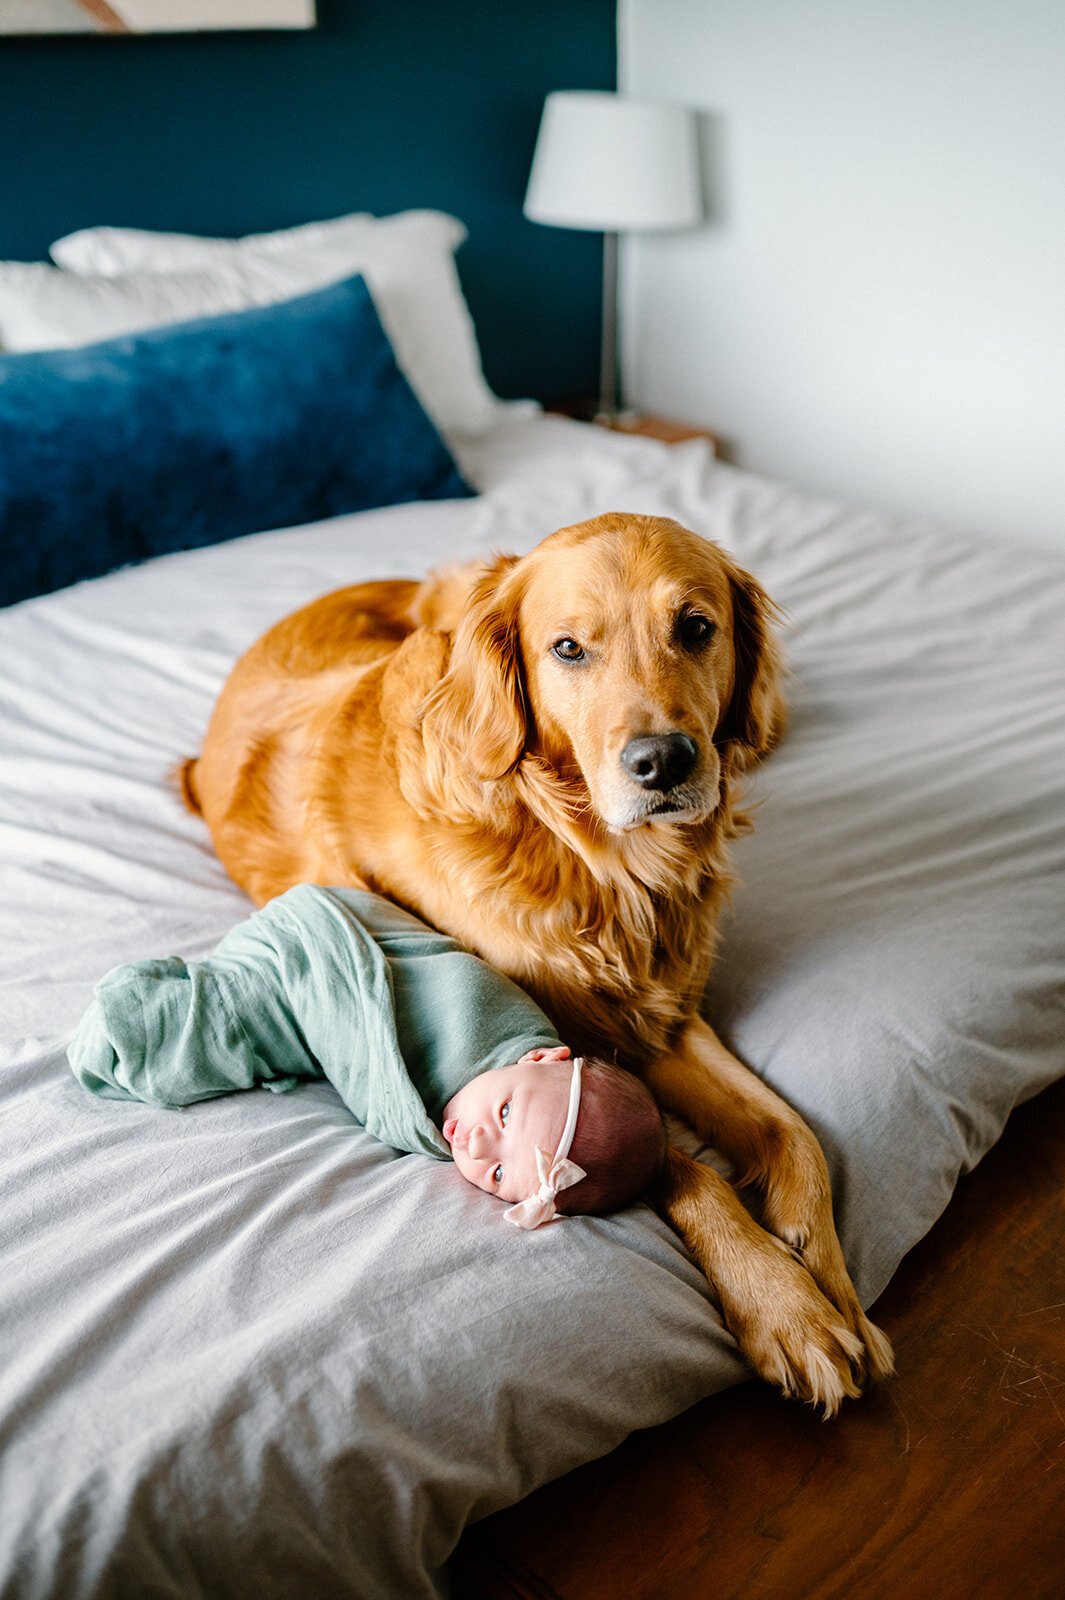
left=2, top=416, right=1063, bottom=1598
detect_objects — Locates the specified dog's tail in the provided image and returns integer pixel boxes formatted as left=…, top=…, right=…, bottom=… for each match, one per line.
left=172, top=756, right=203, bottom=815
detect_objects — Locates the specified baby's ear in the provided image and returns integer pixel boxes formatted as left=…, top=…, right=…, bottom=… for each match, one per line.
left=518, top=1046, right=572, bottom=1064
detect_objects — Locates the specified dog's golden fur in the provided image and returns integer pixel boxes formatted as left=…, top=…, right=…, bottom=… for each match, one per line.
left=184, top=512, right=892, bottom=1411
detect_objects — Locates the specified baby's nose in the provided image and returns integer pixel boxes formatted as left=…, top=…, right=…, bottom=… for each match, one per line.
left=467, top=1124, right=492, bottom=1160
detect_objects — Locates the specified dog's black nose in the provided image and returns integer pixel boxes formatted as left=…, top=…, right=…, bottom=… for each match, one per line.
left=621, top=733, right=698, bottom=791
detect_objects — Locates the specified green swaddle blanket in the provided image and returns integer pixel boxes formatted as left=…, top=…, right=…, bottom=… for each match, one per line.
left=68, top=885, right=561, bottom=1160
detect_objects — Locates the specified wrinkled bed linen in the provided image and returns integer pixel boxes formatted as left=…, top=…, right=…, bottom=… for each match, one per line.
left=1, top=416, right=1063, bottom=1598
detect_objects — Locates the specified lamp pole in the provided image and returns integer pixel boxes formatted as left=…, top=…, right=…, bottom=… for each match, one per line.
left=597, top=230, right=619, bottom=422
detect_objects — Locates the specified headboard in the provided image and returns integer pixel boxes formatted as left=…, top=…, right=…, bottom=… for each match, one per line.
left=0, top=0, right=615, bottom=406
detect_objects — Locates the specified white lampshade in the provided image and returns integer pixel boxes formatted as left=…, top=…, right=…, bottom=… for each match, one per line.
left=524, top=91, right=702, bottom=233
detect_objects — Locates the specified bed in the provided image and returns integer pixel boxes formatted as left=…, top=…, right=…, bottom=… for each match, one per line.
left=2, top=217, right=1063, bottom=1600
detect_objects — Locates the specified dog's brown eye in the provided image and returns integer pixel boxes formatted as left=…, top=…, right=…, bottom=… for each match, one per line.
left=552, top=638, right=585, bottom=662
left=678, top=613, right=715, bottom=648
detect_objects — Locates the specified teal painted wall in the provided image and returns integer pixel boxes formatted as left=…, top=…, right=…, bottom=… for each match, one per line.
left=0, top=0, right=616, bottom=403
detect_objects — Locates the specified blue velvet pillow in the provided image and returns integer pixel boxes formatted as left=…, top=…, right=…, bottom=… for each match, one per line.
left=0, top=274, right=472, bottom=607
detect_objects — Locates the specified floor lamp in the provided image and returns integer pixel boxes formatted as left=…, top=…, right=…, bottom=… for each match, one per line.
left=523, top=91, right=703, bottom=422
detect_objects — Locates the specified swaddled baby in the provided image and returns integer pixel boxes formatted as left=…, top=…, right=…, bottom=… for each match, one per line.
left=68, top=885, right=665, bottom=1229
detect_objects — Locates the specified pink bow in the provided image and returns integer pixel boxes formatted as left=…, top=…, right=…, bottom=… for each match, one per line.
left=504, top=1144, right=587, bottom=1230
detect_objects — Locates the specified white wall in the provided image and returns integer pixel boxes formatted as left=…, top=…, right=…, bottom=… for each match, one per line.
left=619, top=0, right=1065, bottom=552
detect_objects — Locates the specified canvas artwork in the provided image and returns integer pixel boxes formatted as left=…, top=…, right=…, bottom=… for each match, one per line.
left=0, top=1, right=314, bottom=32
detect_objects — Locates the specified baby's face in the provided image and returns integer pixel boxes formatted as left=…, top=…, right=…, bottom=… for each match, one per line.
left=441, top=1054, right=572, bottom=1203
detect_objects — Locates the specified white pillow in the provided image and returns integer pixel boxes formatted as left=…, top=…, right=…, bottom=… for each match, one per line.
left=0, top=260, right=259, bottom=346
left=7, top=211, right=526, bottom=437
left=50, top=211, right=381, bottom=276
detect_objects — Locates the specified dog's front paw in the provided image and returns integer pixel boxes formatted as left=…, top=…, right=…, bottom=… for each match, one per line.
left=655, top=1146, right=886, bottom=1411
left=853, top=1309, right=895, bottom=1384
left=772, top=1223, right=895, bottom=1390
left=728, top=1236, right=868, bottom=1417
left=762, top=1159, right=895, bottom=1390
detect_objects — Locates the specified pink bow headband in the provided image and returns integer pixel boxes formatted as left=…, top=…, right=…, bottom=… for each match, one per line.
left=504, top=1056, right=586, bottom=1231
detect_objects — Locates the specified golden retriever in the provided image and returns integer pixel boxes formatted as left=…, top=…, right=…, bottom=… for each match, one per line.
left=183, top=512, right=892, bottom=1412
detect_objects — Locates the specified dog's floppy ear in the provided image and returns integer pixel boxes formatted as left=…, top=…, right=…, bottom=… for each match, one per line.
left=716, top=557, right=787, bottom=763
left=417, top=554, right=527, bottom=810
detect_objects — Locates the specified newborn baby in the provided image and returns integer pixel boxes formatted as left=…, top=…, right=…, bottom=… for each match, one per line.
left=68, top=885, right=665, bottom=1229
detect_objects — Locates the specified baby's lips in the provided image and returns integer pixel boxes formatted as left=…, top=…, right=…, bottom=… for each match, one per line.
left=442, top=1117, right=457, bottom=1145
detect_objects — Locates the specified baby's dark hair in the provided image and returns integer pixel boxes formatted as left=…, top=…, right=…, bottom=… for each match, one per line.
left=553, top=1055, right=666, bottom=1217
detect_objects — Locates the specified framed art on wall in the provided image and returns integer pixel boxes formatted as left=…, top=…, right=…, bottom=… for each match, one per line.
left=0, top=1, right=315, bottom=32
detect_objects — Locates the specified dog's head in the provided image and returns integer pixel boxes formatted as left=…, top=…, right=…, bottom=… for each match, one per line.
left=418, top=513, right=783, bottom=833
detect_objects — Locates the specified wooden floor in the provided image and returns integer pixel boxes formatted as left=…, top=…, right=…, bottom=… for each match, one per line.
left=452, top=1076, right=1065, bottom=1600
